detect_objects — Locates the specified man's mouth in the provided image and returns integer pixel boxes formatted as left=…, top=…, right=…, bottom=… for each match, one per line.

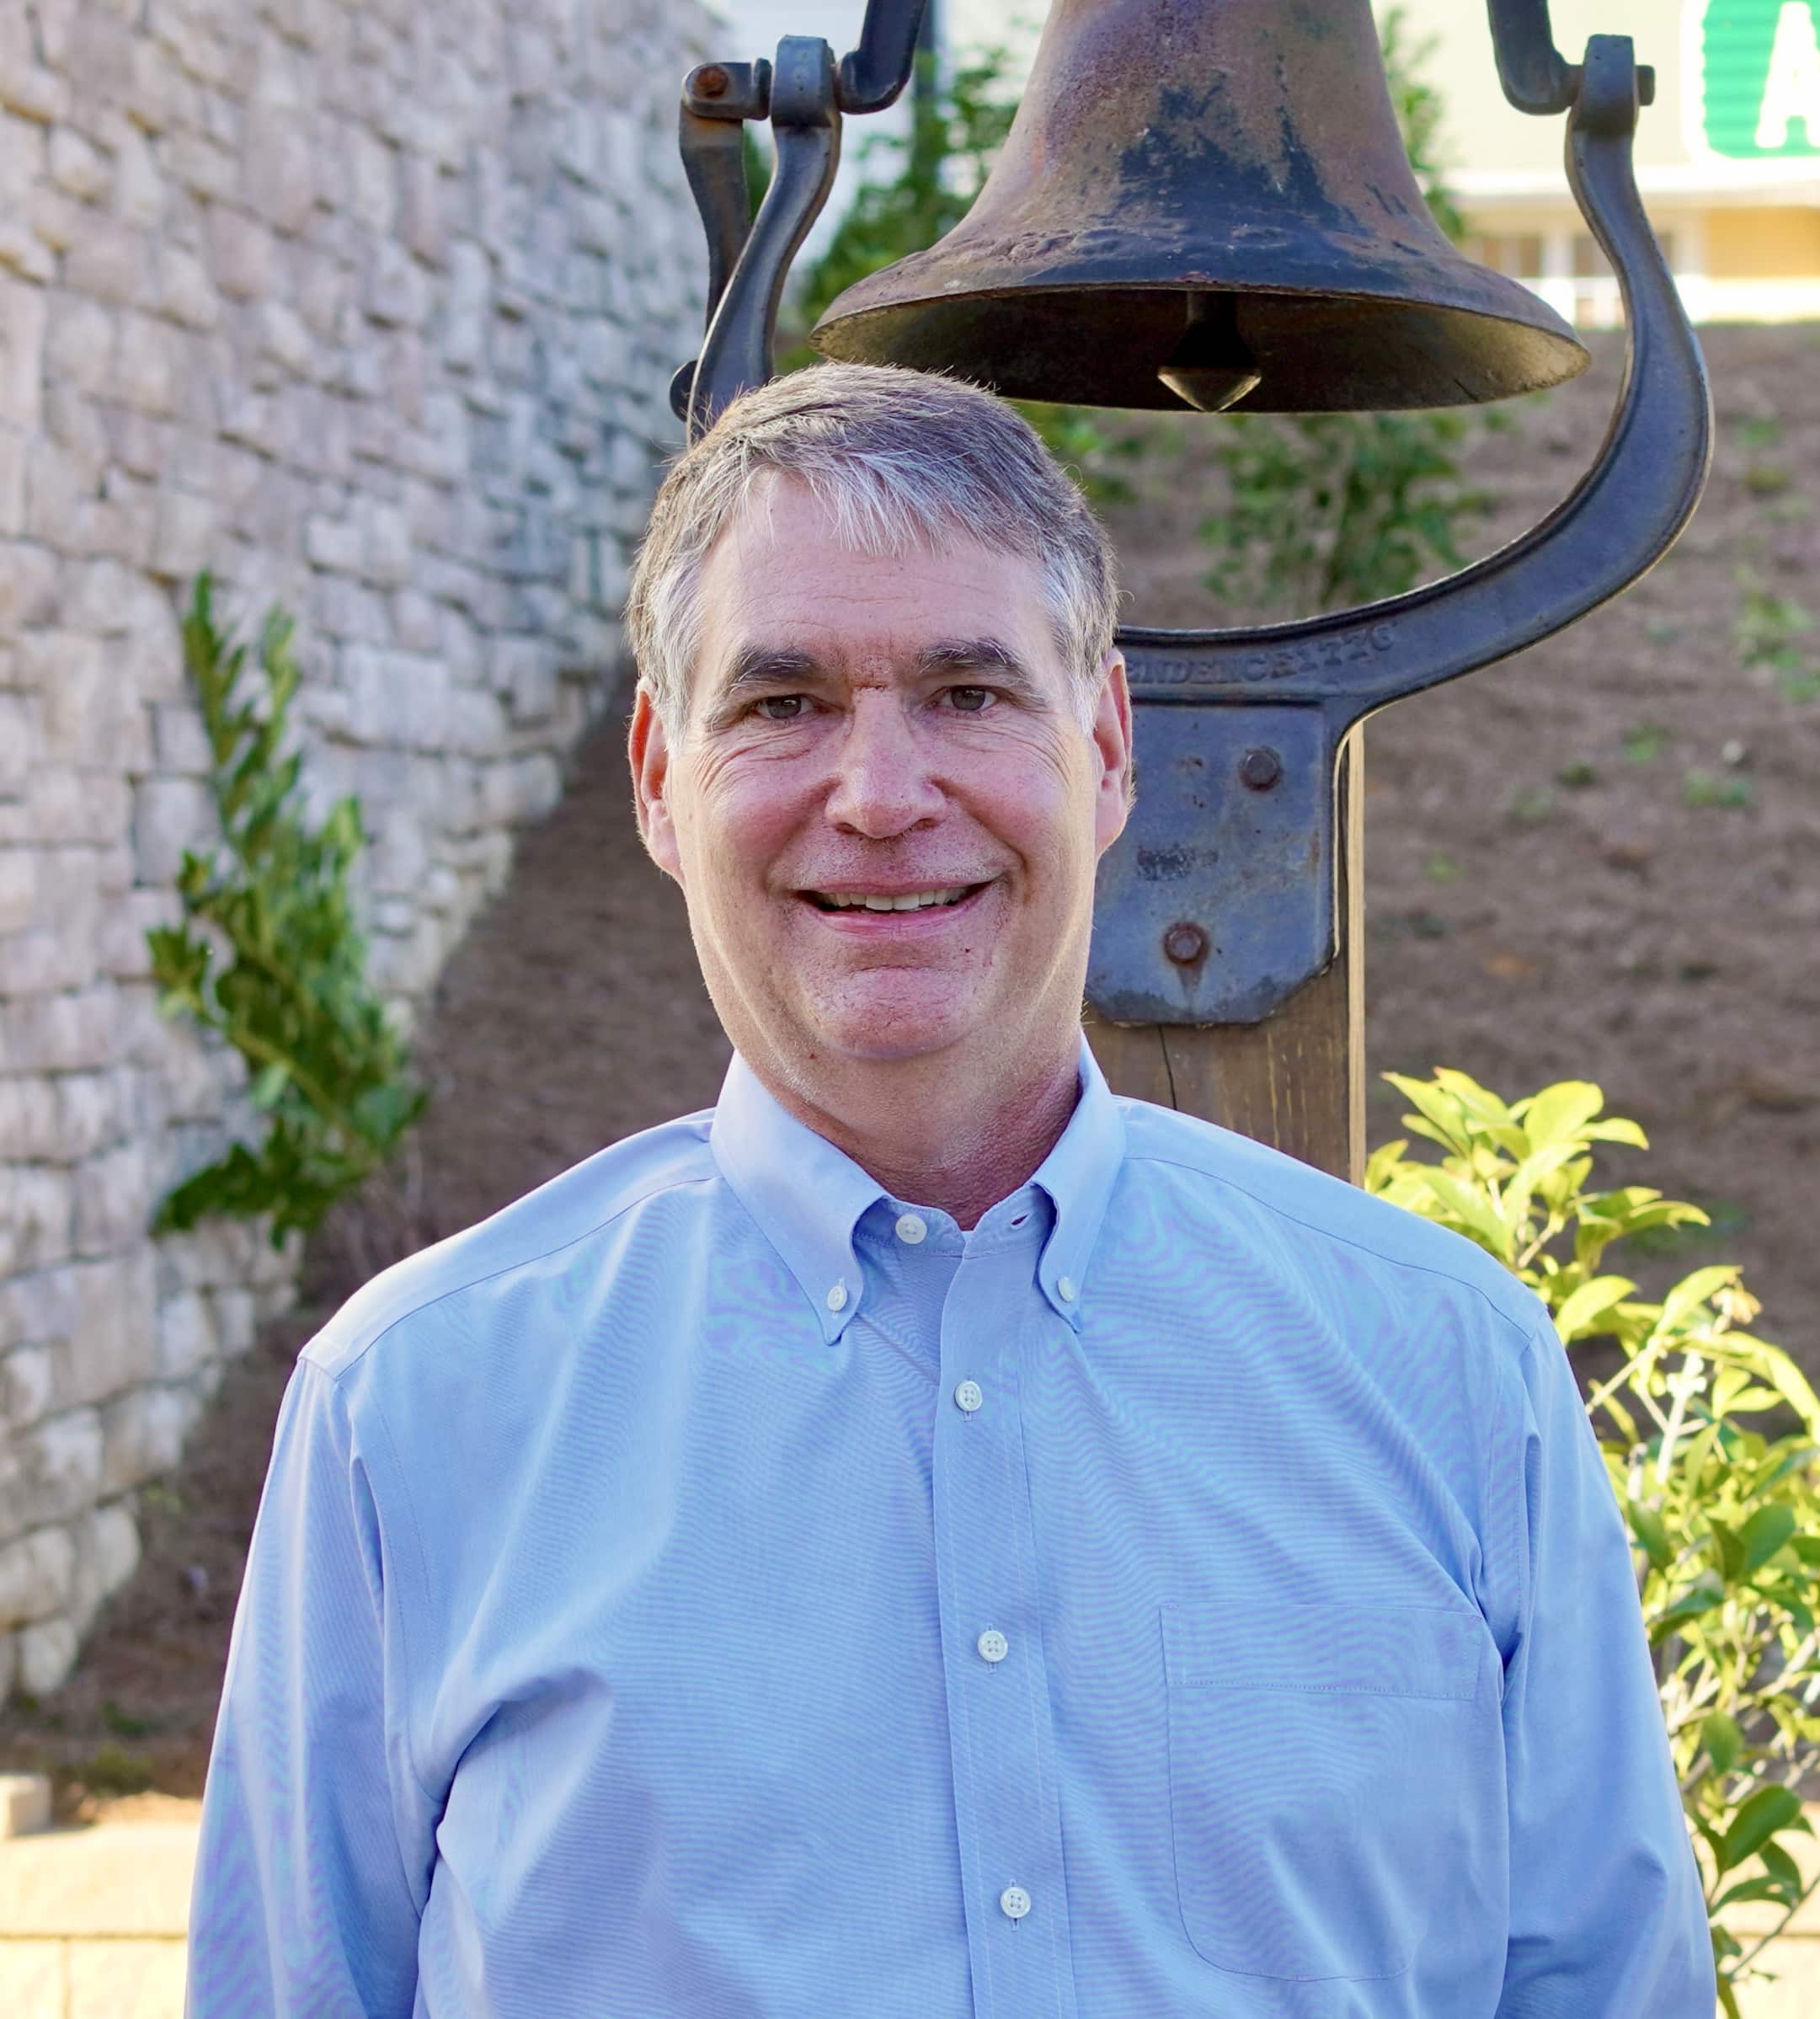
left=802, top=883, right=989, bottom=913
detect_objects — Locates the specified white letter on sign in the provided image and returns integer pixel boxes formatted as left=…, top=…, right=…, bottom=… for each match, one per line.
left=1755, top=3, right=1820, bottom=150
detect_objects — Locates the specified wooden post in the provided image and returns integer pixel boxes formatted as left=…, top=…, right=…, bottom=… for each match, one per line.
left=1087, top=722, right=1366, bottom=1185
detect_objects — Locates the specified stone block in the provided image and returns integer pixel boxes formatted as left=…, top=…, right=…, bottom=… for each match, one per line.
left=0, top=1524, right=74, bottom=1627
left=56, top=557, right=140, bottom=636
left=14, top=1614, right=76, bottom=1693
left=51, top=1258, right=147, bottom=1412
left=155, top=243, right=217, bottom=331
left=360, top=500, right=412, bottom=585
left=209, top=204, right=275, bottom=301
left=0, top=541, right=56, bottom=631
left=256, top=298, right=313, bottom=380
left=19, top=767, right=131, bottom=847
left=67, top=1498, right=139, bottom=1633
left=72, top=1142, right=154, bottom=1257
left=345, top=646, right=449, bottom=748
left=0, top=1167, right=72, bottom=1275
left=99, top=1381, right=195, bottom=1494
left=98, top=888, right=178, bottom=983
left=165, top=131, right=234, bottom=205
left=112, top=312, right=181, bottom=418
left=24, top=631, right=111, bottom=766
left=54, top=1071, right=124, bottom=1162
left=110, top=119, right=167, bottom=232
left=0, top=1941, right=59, bottom=2009
left=47, top=127, right=109, bottom=203
left=123, top=31, right=197, bottom=135
left=0, top=273, right=46, bottom=429
left=0, top=218, right=53, bottom=284
left=0, top=1769, right=50, bottom=1835
left=243, top=109, right=317, bottom=234
left=212, top=1286, right=256, bottom=1360
left=0, top=1344, right=54, bottom=1432
left=398, top=151, right=447, bottom=268
left=8, top=1409, right=103, bottom=1535
left=23, top=437, right=96, bottom=548
left=367, top=242, right=430, bottom=330
left=149, top=489, right=217, bottom=583
left=153, top=1290, right=214, bottom=1382
left=0, top=923, right=93, bottom=998
left=61, top=214, right=147, bottom=307
left=0, top=982, right=119, bottom=1073
left=303, top=511, right=361, bottom=575
left=131, top=777, right=211, bottom=884
left=0, top=422, right=21, bottom=536
left=0, top=847, right=33, bottom=932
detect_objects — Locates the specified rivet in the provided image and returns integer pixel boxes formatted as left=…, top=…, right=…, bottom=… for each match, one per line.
left=1240, top=746, right=1283, bottom=790
left=1163, top=921, right=1207, bottom=965
left=694, top=63, right=731, bottom=98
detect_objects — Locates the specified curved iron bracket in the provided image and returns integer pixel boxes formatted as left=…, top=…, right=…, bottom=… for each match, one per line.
left=1088, top=34, right=1711, bottom=1023
left=670, top=1, right=928, bottom=436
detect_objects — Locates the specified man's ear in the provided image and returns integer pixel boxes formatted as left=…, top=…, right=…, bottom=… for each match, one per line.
left=1091, top=648, right=1134, bottom=856
left=628, top=684, right=684, bottom=884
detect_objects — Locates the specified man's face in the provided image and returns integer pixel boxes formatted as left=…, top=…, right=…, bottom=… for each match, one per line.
left=631, top=478, right=1132, bottom=1098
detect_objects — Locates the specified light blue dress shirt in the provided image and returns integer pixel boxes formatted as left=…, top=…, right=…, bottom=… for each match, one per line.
left=188, top=1040, right=1714, bottom=2017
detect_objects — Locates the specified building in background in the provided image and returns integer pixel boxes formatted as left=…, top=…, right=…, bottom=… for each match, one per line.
left=1398, top=0, right=1820, bottom=326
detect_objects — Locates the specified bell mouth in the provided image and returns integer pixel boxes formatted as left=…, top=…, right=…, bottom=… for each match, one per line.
left=813, top=282, right=1589, bottom=414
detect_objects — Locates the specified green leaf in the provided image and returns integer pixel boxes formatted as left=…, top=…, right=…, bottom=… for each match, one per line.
left=1700, top=1710, right=1743, bottom=1776
left=1626, top=1499, right=1673, bottom=1572
left=1716, top=1784, right=1804, bottom=1875
left=1520, top=1080, right=1606, bottom=1151
left=1553, top=1274, right=1636, bottom=1343
left=1740, top=1504, right=1798, bottom=1576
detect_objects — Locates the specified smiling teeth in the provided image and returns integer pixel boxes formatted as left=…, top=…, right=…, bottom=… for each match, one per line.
left=822, top=888, right=969, bottom=911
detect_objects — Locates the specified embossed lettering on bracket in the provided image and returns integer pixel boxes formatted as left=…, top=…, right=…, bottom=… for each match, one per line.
left=1127, top=619, right=1399, bottom=689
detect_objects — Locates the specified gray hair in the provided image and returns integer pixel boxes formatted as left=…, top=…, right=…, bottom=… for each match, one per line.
left=625, top=362, right=1120, bottom=738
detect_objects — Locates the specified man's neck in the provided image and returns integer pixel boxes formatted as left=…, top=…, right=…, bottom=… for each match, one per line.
left=761, top=1041, right=1083, bottom=1231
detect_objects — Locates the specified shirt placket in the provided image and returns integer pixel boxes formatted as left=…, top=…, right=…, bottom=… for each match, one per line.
left=932, top=1239, right=1080, bottom=2019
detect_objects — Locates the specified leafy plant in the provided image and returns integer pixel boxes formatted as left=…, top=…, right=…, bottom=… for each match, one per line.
left=147, top=574, right=427, bottom=1246
left=1736, top=564, right=1818, bottom=704
left=1367, top=1069, right=1820, bottom=2011
left=1198, top=6, right=1501, bottom=617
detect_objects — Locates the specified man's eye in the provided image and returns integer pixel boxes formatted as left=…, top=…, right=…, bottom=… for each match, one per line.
left=755, top=694, right=808, bottom=721
left=946, top=686, right=995, bottom=713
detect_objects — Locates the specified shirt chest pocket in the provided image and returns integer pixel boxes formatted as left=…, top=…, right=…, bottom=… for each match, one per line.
left=1161, top=1600, right=1488, bottom=1984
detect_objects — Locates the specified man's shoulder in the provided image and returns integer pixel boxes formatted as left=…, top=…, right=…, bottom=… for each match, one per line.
left=302, top=1108, right=721, bottom=1382
left=1112, top=1094, right=1545, bottom=1349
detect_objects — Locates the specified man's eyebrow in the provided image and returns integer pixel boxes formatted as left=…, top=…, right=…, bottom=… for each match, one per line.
left=915, top=638, right=1047, bottom=698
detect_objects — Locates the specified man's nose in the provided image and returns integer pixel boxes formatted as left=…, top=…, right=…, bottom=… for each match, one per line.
left=823, top=697, right=945, bottom=838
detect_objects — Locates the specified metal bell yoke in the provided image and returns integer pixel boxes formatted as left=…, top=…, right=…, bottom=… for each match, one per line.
left=669, top=0, right=1711, bottom=1029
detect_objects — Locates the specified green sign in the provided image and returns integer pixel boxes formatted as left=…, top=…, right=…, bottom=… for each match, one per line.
left=1701, top=0, right=1820, bottom=156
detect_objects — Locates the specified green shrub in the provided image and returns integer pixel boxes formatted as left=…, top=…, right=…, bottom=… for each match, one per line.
left=1367, top=1069, right=1819, bottom=2012
left=147, top=574, right=427, bottom=1246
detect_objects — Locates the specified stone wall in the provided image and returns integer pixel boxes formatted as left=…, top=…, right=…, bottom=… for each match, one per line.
left=0, top=0, right=711, bottom=1703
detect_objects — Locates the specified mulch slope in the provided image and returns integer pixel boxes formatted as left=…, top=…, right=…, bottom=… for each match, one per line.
left=2, top=322, right=1814, bottom=1808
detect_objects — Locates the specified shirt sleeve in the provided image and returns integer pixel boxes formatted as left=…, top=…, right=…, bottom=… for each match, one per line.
left=1494, top=1316, right=1716, bottom=2016
left=186, top=1356, right=434, bottom=2019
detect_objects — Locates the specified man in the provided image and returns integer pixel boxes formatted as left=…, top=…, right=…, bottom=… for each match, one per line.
left=188, top=363, right=1714, bottom=2016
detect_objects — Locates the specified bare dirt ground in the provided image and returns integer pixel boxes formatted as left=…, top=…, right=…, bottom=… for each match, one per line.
left=3, top=323, right=1816, bottom=1813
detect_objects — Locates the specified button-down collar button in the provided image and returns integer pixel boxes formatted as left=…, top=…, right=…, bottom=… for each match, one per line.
left=1000, top=1885, right=1031, bottom=1920
left=826, top=1283, right=848, bottom=1312
left=953, top=1379, right=983, bottom=1413
left=977, top=1629, right=1008, bottom=1664
left=894, top=1211, right=927, bottom=1245
left=1057, top=1275, right=1078, bottom=1303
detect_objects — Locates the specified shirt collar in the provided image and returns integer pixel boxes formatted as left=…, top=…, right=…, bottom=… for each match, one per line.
left=708, top=1034, right=1125, bottom=1342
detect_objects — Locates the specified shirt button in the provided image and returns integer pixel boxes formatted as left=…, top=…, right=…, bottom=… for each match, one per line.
left=826, top=1283, right=848, bottom=1311
left=977, top=1629, right=1008, bottom=1664
left=953, top=1379, right=983, bottom=1413
left=1057, top=1275, right=1078, bottom=1303
left=1000, top=1885, right=1031, bottom=1920
left=894, top=1212, right=927, bottom=1245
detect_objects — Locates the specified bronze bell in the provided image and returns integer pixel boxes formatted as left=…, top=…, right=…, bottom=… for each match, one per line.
left=811, top=0, right=1589, bottom=411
